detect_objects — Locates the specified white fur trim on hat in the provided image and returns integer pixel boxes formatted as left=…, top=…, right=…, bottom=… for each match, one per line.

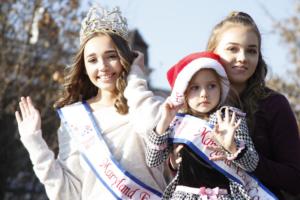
left=170, top=56, right=230, bottom=106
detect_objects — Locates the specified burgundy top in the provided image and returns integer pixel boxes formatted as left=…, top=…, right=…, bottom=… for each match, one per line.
left=252, top=89, right=300, bottom=198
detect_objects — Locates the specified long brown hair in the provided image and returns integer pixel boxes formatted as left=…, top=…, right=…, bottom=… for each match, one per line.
left=55, top=31, right=136, bottom=115
left=206, top=11, right=271, bottom=133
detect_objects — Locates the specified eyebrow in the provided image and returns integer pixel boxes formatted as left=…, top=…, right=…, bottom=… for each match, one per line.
left=190, top=80, right=218, bottom=85
left=86, top=53, right=96, bottom=58
left=227, top=42, right=258, bottom=48
left=85, top=50, right=117, bottom=58
left=248, top=44, right=258, bottom=48
left=105, top=50, right=118, bottom=54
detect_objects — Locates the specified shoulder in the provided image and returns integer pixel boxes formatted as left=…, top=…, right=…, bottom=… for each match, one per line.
left=257, top=88, right=297, bottom=124
left=259, top=88, right=292, bottom=111
left=57, top=101, right=84, bottom=111
left=65, top=101, right=83, bottom=108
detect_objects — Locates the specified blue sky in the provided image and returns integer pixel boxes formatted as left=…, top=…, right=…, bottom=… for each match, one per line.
left=95, top=0, right=295, bottom=90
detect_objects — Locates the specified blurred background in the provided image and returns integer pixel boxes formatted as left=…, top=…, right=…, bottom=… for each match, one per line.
left=0, top=0, right=299, bottom=199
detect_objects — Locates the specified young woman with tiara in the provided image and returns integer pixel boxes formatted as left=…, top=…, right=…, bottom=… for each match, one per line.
left=207, top=11, right=300, bottom=199
left=15, top=4, right=167, bottom=200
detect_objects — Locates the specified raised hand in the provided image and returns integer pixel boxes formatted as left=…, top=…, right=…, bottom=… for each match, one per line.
left=155, top=97, right=183, bottom=134
left=212, top=107, right=241, bottom=155
left=15, top=96, right=41, bottom=137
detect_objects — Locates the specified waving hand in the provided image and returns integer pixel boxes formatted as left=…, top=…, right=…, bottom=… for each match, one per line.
left=15, top=96, right=41, bottom=136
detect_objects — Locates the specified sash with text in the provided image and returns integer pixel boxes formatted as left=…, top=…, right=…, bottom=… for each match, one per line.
left=169, top=113, right=278, bottom=200
left=57, top=102, right=162, bottom=200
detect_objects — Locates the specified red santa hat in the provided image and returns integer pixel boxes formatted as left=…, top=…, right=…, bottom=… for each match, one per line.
left=167, top=51, right=230, bottom=105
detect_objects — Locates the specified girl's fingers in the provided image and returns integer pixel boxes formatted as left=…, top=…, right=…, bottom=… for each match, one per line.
left=175, top=156, right=182, bottom=164
left=18, top=96, right=34, bottom=118
left=204, top=144, right=223, bottom=151
left=235, top=119, right=242, bottom=129
left=174, top=144, right=184, bottom=154
left=209, top=154, right=225, bottom=161
left=22, top=96, right=31, bottom=116
left=25, top=96, right=32, bottom=116
left=27, top=96, right=32, bottom=106
left=224, top=107, right=229, bottom=122
left=166, top=97, right=183, bottom=111
left=213, top=124, right=220, bottom=134
left=19, top=99, right=26, bottom=118
left=216, top=110, right=222, bottom=123
left=230, top=112, right=236, bottom=124
left=27, top=96, right=36, bottom=114
left=15, top=111, right=22, bottom=124
left=173, top=145, right=184, bottom=164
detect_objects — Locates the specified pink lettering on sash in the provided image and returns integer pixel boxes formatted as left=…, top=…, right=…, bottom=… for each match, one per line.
left=194, top=127, right=217, bottom=146
left=223, top=158, right=260, bottom=198
left=223, top=159, right=232, bottom=167
left=140, top=191, right=151, bottom=200
left=61, top=105, right=161, bottom=200
left=171, top=115, right=276, bottom=200
left=174, top=92, right=184, bottom=104
left=99, top=158, right=153, bottom=199
left=209, top=149, right=224, bottom=158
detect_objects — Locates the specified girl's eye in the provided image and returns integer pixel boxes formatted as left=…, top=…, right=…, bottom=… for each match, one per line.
left=226, top=46, right=238, bottom=52
left=107, top=53, right=119, bottom=60
left=208, top=84, right=216, bottom=89
left=247, top=48, right=258, bottom=55
left=190, top=85, right=199, bottom=91
left=87, top=57, right=97, bottom=63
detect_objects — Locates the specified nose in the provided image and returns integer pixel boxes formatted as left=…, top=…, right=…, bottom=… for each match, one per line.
left=200, top=88, right=208, bottom=98
left=237, top=50, right=246, bottom=63
left=97, top=59, right=108, bottom=71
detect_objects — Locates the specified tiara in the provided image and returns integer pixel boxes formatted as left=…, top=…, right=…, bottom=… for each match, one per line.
left=79, top=4, right=128, bottom=44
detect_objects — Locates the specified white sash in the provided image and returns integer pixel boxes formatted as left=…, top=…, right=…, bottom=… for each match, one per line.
left=57, top=102, right=162, bottom=200
left=169, top=113, right=278, bottom=200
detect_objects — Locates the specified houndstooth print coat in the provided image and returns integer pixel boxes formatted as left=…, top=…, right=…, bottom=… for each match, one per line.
left=146, top=106, right=259, bottom=200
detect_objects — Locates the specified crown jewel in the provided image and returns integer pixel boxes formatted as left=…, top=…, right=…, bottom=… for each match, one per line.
left=80, top=4, right=128, bottom=44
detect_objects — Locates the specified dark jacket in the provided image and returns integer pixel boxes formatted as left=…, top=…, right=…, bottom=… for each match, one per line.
left=252, top=89, right=300, bottom=199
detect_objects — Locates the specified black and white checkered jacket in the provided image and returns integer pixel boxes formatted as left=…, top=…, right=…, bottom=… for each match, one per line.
left=146, top=106, right=259, bottom=200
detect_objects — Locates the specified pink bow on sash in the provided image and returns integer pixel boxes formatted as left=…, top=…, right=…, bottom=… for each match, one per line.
left=199, top=186, right=228, bottom=200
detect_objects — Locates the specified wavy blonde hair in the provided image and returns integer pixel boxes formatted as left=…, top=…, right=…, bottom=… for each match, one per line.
left=55, top=32, right=136, bottom=115
left=206, top=11, right=271, bottom=133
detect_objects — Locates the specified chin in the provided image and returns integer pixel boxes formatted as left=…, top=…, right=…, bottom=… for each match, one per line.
left=97, top=84, right=115, bottom=91
left=230, top=76, right=249, bottom=84
left=197, top=109, right=210, bottom=114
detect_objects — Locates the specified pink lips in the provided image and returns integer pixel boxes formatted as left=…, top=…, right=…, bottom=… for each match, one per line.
left=232, top=65, right=247, bottom=73
left=200, top=101, right=210, bottom=106
left=233, top=65, right=247, bottom=70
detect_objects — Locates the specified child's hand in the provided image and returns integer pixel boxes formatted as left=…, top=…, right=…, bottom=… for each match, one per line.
left=15, top=96, right=41, bottom=137
left=212, top=107, right=241, bottom=154
left=169, top=144, right=184, bottom=170
left=155, top=97, right=182, bottom=134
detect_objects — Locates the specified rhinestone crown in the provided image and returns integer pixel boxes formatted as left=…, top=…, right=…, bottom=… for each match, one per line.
left=80, top=4, right=128, bottom=44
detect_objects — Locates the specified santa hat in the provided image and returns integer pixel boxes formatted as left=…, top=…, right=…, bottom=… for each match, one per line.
left=167, top=51, right=230, bottom=105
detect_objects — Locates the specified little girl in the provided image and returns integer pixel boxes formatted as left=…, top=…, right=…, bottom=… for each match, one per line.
left=146, top=52, right=260, bottom=199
